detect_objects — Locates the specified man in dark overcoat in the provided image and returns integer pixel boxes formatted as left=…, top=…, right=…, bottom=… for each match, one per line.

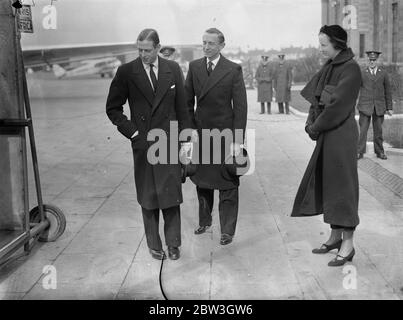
left=185, top=28, right=247, bottom=245
left=106, top=29, right=191, bottom=261
left=357, top=51, right=393, bottom=160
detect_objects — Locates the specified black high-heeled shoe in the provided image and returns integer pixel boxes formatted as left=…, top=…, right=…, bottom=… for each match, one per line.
left=328, top=248, right=355, bottom=267
left=312, top=239, right=342, bottom=254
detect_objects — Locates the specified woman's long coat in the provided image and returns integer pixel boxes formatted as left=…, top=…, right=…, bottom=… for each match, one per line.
left=255, top=62, right=274, bottom=102
left=291, top=48, right=361, bottom=228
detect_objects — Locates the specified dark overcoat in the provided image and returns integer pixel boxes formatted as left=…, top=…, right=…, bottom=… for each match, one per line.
left=185, top=55, right=248, bottom=190
left=291, top=49, right=361, bottom=228
left=255, top=62, right=274, bottom=102
left=106, top=57, right=190, bottom=210
left=273, top=62, right=292, bottom=103
left=357, top=66, right=393, bottom=116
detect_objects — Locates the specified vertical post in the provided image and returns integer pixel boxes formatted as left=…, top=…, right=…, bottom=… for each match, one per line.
left=0, top=1, right=27, bottom=233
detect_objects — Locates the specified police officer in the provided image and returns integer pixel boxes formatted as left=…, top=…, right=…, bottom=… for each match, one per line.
left=255, top=55, right=274, bottom=114
left=357, top=51, right=393, bottom=160
left=273, top=53, right=293, bottom=114
left=160, top=46, right=176, bottom=60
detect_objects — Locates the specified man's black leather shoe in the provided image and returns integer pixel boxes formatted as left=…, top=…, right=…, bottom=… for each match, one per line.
left=194, top=225, right=211, bottom=235
left=220, top=234, right=233, bottom=245
left=376, top=153, right=387, bottom=160
left=357, top=153, right=364, bottom=160
left=168, top=247, right=180, bottom=260
left=149, top=249, right=166, bottom=260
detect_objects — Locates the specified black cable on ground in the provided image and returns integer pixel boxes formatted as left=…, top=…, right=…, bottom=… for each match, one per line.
left=159, top=253, right=168, bottom=300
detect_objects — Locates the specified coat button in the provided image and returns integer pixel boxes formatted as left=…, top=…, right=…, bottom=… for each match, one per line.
left=141, top=116, right=146, bottom=121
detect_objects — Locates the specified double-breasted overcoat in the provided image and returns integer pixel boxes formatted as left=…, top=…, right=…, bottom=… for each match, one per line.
left=185, top=55, right=248, bottom=190
left=255, top=62, right=274, bottom=102
left=273, top=62, right=293, bottom=103
left=106, top=57, right=191, bottom=210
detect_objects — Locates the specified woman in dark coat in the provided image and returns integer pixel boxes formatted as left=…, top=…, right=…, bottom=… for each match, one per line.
left=291, top=25, right=362, bottom=267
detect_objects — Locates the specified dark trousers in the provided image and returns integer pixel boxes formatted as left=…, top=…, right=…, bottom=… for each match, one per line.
left=260, top=102, right=271, bottom=114
left=358, top=112, right=385, bottom=155
left=196, top=187, right=239, bottom=236
left=141, top=206, right=181, bottom=251
left=278, top=102, right=289, bottom=114
left=331, top=224, right=356, bottom=231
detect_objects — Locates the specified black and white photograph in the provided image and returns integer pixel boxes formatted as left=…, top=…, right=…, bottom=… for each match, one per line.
left=0, top=0, right=402, bottom=303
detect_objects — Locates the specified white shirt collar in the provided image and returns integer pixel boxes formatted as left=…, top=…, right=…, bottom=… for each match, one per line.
left=369, top=66, right=378, bottom=74
left=142, top=56, right=159, bottom=70
left=207, top=54, right=220, bottom=67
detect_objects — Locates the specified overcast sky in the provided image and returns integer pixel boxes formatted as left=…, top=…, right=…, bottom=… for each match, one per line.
left=22, top=0, right=322, bottom=50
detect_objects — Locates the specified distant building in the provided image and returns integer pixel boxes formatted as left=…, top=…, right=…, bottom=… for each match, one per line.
left=321, top=0, right=403, bottom=66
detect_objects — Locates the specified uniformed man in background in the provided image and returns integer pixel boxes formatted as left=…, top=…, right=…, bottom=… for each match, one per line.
left=273, top=53, right=293, bottom=114
left=255, top=55, right=274, bottom=114
left=160, top=46, right=176, bottom=60
left=357, top=51, right=393, bottom=160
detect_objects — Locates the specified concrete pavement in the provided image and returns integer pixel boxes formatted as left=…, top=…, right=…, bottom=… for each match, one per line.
left=0, top=74, right=402, bottom=299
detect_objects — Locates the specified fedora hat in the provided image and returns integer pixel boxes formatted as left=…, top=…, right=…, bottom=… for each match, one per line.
left=221, top=147, right=251, bottom=181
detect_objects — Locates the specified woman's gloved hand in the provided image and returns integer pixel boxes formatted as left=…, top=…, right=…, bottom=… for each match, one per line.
left=305, top=125, right=320, bottom=141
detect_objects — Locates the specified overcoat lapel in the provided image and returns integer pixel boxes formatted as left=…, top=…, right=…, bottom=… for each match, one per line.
left=195, top=58, right=209, bottom=91
left=130, top=58, right=155, bottom=107
left=199, top=56, right=231, bottom=101
left=151, top=57, right=172, bottom=115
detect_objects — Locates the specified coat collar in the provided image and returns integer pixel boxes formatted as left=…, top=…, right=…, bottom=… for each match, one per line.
left=130, top=58, right=154, bottom=106
left=197, top=55, right=232, bottom=101
left=330, top=48, right=355, bottom=65
left=130, top=57, right=173, bottom=113
left=151, top=57, right=173, bottom=115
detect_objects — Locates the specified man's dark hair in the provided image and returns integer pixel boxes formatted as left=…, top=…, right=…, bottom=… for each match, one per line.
left=205, top=28, right=225, bottom=44
left=137, top=28, right=160, bottom=47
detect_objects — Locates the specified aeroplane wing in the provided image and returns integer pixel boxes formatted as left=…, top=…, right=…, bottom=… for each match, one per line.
left=22, top=42, right=137, bottom=68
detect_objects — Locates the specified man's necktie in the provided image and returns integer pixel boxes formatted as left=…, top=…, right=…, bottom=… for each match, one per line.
left=207, top=61, right=213, bottom=76
left=149, top=63, right=158, bottom=92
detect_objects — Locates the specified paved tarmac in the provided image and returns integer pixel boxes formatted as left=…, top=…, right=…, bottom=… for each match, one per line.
left=0, top=74, right=402, bottom=300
